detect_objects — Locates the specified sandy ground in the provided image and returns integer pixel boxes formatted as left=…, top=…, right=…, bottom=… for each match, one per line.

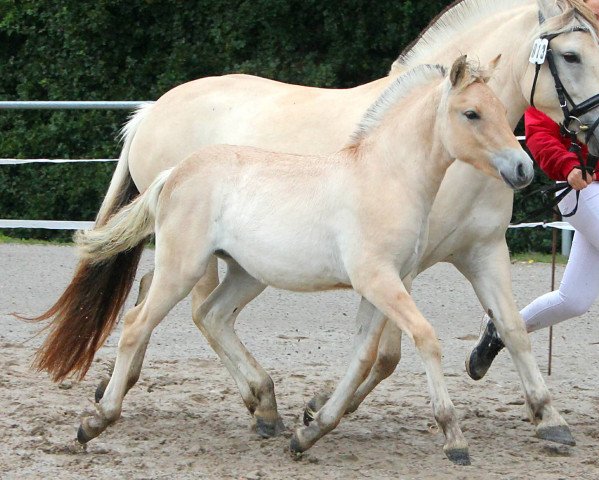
left=1, top=243, right=599, bottom=479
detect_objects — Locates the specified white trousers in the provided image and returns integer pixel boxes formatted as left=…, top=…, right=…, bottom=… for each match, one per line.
left=521, top=182, right=599, bottom=332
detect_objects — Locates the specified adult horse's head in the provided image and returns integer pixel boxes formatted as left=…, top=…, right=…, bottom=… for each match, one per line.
left=440, top=56, right=534, bottom=189
left=524, top=0, right=599, bottom=153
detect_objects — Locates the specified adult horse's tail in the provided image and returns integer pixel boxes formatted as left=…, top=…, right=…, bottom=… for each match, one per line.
left=29, top=104, right=155, bottom=382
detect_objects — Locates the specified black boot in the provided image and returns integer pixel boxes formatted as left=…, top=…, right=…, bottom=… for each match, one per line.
left=466, top=319, right=505, bottom=380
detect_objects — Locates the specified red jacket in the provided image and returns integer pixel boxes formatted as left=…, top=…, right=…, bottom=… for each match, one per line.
left=524, top=107, right=592, bottom=181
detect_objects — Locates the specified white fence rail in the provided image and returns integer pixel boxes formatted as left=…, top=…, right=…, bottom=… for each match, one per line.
left=0, top=101, right=149, bottom=230
left=0, top=101, right=146, bottom=110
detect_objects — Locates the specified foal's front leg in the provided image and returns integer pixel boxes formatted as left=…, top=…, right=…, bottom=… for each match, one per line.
left=357, top=268, right=469, bottom=465
left=454, top=240, right=574, bottom=445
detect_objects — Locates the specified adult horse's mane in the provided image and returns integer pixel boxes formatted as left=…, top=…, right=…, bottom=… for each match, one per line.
left=392, top=0, right=598, bottom=73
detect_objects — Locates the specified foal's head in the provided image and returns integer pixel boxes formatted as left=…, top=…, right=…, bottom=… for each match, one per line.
left=440, top=55, right=534, bottom=190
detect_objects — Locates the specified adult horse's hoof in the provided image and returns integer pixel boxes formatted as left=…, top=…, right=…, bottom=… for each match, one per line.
left=303, top=393, right=330, bottom=426
left=94, top=378, right=109, bottom=403
left=465, top=319, right=504, bottom=381
left=255, top=415, right=286, bottom=438
left=445, top=448, right=471, bottom=466
left=536, top=425, right=576, bottom=446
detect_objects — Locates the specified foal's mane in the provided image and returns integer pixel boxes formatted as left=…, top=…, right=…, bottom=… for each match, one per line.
left=393, top=0, right=598, bottom=72
left=350, top=64, right=446, bottom=145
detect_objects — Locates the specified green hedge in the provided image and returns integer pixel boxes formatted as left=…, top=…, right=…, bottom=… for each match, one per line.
left=0, top=1, right=557, bottom=251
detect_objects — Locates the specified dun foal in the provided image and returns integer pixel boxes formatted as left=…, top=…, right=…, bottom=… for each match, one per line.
left=45, top=57, right=533, bottom=464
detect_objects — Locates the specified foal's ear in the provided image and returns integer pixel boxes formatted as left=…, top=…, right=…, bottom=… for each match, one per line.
left=450, top=55, right=468, bottom=88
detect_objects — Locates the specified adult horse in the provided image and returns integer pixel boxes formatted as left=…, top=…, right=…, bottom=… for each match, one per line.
left=32, top=0, right=598, bottom=447
left=72, top=58, right=531, bottom=464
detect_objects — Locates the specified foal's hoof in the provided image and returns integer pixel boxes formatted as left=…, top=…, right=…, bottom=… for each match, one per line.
left=255, top=416, right=286, bottom=438
left=94, top=378, right=109, bottom=403
left=289, top=433, right=305, bottom=454
left=536, top=425, right=576, bottom=446
left=445, top=447, right=471, bottom=466
left=303, top=393, right=330, bottom=426
left=77, top=415, right=110, bottom=444
left=77, top=425, right=92, bottom=444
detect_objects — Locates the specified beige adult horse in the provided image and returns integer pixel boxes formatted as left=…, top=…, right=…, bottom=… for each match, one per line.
left=32, top=0, right=597, bottom=447
left=70, top=58, right=531, bottom=464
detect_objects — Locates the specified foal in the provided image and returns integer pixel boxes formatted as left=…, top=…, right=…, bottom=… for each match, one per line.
left=63, top=56, right=532, bottom=463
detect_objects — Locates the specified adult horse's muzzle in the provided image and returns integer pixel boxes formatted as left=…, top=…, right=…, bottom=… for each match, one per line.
left=494, top=148, right=534, bottom=190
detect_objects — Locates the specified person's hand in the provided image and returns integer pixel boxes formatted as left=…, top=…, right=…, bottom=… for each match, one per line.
left=567, top=168, right=593, bottom=190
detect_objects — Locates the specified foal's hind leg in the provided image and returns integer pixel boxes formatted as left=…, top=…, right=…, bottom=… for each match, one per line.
left=136, top=256, right=219, bottom=306
left=95, top=256, right=222, bottom=403
left=454, top=240, right=574, bottom=445
left=193, top=260, right=283, bottom=438
left=77, top=263, right=204, bottom=443
left=94, top=281, right=154, bottom=403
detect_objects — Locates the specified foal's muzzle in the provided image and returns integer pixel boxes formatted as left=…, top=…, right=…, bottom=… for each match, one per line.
left=494, top=148, right=534, bottom=190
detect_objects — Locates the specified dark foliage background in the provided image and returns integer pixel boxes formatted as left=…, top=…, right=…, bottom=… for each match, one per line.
left=0, top=0, right=555, bottom=251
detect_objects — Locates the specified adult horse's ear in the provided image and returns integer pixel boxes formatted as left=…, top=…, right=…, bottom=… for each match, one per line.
left=489, top=54, right=502, bottom=71
left=537, top=0, right=563, bottom=20
left=482, top=54, right=502, bottom=82
left=450, top=55, right=468, bottom=88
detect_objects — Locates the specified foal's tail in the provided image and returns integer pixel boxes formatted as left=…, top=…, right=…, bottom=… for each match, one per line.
left=76, top=169, right=171, bottom=263
left=28, top=104, right=161, bottom=382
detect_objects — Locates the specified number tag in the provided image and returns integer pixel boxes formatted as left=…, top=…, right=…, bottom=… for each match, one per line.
left=529, top=38, right=549, bottom=64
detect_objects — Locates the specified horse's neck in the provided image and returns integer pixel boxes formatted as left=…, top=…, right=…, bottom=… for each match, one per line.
left=399, top=3, right=537, bottom=127
left=360, top=87, right=452, bottom=207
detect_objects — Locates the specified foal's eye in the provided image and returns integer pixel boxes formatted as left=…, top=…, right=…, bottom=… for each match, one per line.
left=464, top=110, right=480, bottom=120
left=562, top=52, right=581, bottom=64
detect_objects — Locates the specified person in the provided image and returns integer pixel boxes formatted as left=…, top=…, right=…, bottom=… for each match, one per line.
left=466, top=103, right=597, bottom=380
left=465, top=0, right=599, bottom=377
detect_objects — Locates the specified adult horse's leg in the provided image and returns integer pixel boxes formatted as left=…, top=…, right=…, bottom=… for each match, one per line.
left=341, top=275, right=411, bottom=413
left=453, top=240, right=574, bottom=446
left=304, top=298, right=403, bottom=425
left=136, top=270, right=154, bottom=305
left=93, top=272, right=160, bottom=403
left=291, top=300, right=388, bottom=452
left=192, top=260, right=284, bottom=438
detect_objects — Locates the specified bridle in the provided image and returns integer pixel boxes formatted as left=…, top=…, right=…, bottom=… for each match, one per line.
left=526, top=15, right=599, bottom=218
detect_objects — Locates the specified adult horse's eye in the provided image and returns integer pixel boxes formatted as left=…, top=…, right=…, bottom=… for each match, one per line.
left=464, top=110, right=480, bottom=120
left=563, top=52, right=581, bottom=64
